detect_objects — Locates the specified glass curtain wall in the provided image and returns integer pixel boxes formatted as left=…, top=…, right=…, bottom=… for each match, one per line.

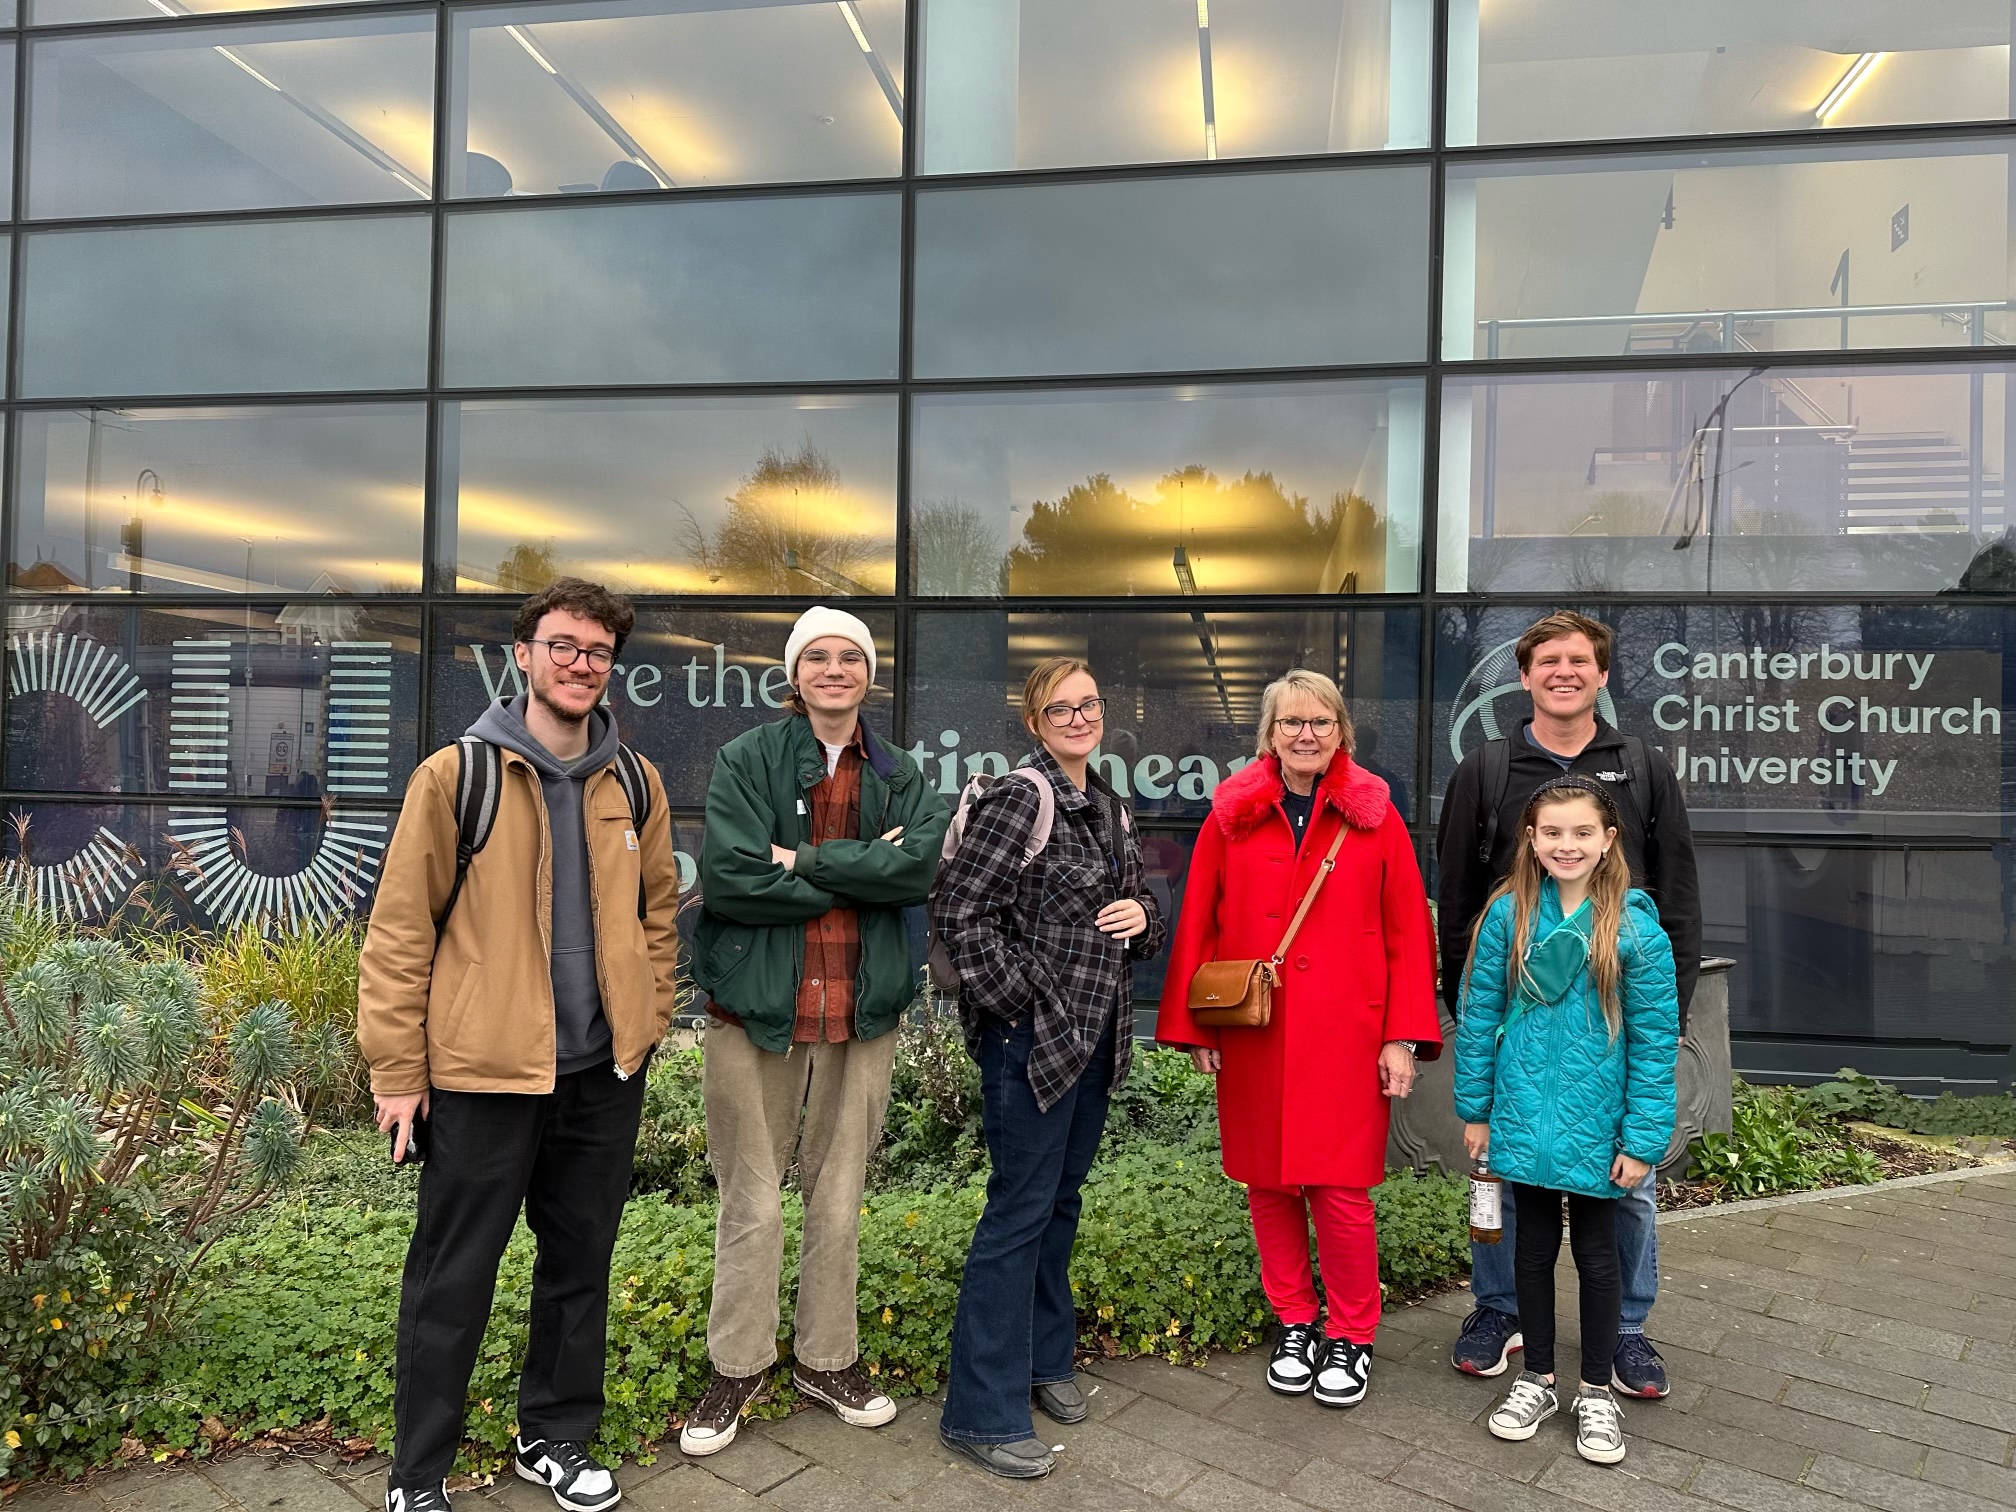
left=0, top=0, right=2009, bottom=1086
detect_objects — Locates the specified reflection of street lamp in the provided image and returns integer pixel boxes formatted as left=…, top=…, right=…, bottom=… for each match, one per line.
left=123, top=468, right=164, bottom=594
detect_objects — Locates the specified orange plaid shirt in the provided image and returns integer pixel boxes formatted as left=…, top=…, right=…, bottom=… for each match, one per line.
left=794, top=724, right=865, bottom=1043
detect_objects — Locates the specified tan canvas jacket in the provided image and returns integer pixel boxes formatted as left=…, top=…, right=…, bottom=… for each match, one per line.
left=357, top=743, right=684, bottom=1095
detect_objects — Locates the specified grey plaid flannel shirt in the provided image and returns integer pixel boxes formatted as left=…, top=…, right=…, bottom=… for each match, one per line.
left=929, top=748, right=1167, bottom=1111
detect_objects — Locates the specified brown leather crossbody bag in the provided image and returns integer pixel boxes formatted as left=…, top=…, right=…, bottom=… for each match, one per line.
left=1187, top=820, right=1350, bottom=1029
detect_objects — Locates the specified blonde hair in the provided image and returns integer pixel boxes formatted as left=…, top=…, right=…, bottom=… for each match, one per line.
left=1463, top=777, right=1631, bottom=1038
left=1021, top=656, right=1096, bottom=736
left=1253, top=668, right=1354, bottom=758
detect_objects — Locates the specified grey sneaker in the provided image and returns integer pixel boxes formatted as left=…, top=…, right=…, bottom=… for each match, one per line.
left=1572, top=1385, right=1626, bottom=1464
left=1487, top=1371, right=1559, bottom=1441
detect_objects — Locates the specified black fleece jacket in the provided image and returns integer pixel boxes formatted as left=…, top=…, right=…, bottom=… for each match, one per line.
left=1434, top=717, right=1702, bottom=1031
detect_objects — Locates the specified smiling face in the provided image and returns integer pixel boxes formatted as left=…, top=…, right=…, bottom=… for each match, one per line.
left=1528, top=794, right=1615, bottom=886
left=513, top=608, right=615, bottom=727
left=1027, top=668, right=1104, bottom=764
left=793, top=634, right=872, bottom=717
left=1268, top=689, right=1344, bottom=787
left=1520, top=632, right=1608, bottom=723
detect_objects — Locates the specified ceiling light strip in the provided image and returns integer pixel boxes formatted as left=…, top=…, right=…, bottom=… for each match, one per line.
left=1817, top=52, right=1884, bottom=122
left=1196, top=0, right=1218, bottom=160
left=837, top=1, right=904, bottom=125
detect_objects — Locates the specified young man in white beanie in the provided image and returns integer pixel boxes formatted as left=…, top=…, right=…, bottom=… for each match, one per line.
left=680, top=607, right=948, bottom=1457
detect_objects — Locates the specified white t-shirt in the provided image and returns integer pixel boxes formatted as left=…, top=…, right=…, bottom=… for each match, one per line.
left=821, top=740, right=845, bottom=777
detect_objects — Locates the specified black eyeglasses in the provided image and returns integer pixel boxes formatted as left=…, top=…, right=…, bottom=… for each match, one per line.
left=1272, top=717, right=1338, bottom=737
left=529, top=639, right=616, bottom=672
left=1041, top=698, right=1106, bottom=727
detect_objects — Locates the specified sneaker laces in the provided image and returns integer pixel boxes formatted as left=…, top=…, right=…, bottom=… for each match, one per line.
left=1460, top=1306, right=1509, bottom=1338
left=694, top=1373, right=751, bottom=1421
left=1575, top=1390, right=1623, bottom=1438
left=1500, top=1375, right=1552, bottom=1418
left=537, top=1441, right=598, bottom=1478
left=1277, top=1322, right=1318, bottom=1354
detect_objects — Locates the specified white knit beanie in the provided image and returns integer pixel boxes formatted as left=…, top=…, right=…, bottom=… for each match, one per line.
left=784, top=605, right=877, bottom=686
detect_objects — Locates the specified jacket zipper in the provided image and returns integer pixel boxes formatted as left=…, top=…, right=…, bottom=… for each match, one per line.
left=1536, top=963, right=1567, bottom=1189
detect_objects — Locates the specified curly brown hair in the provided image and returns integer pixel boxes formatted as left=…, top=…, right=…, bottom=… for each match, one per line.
left=512, top=577, right=636, bottom=658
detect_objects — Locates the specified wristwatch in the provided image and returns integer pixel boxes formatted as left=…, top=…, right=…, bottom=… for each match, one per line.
left=1393, top=1040, right=1419, bottom=1055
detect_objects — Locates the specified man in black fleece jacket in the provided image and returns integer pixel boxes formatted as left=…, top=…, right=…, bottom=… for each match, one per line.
left=1435, top=611, right=1699, bottom=1402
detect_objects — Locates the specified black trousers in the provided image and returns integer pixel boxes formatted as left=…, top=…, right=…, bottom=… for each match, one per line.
left=1509, top=1181, right=1621, bottom=1388
left=390, top=1061, right=647, bottom=1490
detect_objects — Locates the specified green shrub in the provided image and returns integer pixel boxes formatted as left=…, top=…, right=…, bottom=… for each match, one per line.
left=0, top=920, right=344, bottom=1478
left=629, top=1047, right=711, bottom=1202
left=1805, top=1068, right=2016, bottom=1139
left=1687, top=1081, right=1882, bottom=1198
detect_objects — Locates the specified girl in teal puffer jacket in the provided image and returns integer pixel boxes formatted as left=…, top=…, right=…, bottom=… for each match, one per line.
left=1454, top=775, right=1678, bottom=1468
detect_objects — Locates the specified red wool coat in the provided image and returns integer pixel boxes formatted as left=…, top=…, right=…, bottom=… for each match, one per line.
left=1155, top=753, right=1443, bottom=1191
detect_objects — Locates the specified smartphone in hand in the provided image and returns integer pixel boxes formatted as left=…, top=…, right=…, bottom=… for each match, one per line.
left=390, top=1108, right=430, bottom=1165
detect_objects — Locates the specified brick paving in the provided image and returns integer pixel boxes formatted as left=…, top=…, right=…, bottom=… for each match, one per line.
left=19, top=1169, right=2016, bottom=1512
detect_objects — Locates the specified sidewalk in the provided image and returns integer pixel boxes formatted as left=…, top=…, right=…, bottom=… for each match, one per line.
left=20, top=1170, right=2016, bottom=1512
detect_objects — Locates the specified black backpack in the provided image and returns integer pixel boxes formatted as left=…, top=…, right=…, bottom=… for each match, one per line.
left=1475, top=732, right=1655, bottom=865
left=434, top=737, right=653, bottom=928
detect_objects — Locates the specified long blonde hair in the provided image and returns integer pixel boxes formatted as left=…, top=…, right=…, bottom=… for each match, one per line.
left=1463, top=776, right=1632, bottom=1037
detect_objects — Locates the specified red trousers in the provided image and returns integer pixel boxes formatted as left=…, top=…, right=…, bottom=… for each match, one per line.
left=1248, top=1183, right=1380, bottom=1343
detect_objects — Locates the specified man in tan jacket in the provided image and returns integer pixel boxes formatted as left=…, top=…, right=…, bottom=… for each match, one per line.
left=359, top=578, right=681, bottom=1512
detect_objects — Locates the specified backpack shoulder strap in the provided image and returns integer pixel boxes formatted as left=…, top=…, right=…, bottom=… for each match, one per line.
left=1005, top=768, right=1056, bottom=867
left=1476, top=737, right=1512, bottom=865
left=435, top=737, right=501, bottom=930
left=1617, top=733, right=1656, bottom=840
left=611, top=744, right=652, bottom=920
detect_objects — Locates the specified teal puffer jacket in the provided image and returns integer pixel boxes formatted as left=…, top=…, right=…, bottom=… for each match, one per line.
left=1453, top=883, right=1678, bottom=1199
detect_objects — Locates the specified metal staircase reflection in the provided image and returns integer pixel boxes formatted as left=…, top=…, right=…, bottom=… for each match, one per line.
left=1841, top=432, right=1999, bottom=535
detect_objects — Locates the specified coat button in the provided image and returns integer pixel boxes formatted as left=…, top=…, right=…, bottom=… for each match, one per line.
left=809, top=978, right=821, bottom=986
left=1295, top=955, right=1310, bottom=970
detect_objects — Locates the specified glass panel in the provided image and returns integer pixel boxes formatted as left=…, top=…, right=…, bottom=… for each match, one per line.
left=429, top=606, right=896, bottom=809
left=1455, top=2, right=2016, bottom=147
left=1444, top=137, right=2016, bottom=362
left=1431, top=602, right=2016, bottom=841
left=442, top=194, right=900, bottom=386
left=34, top=0, right=387, bottom=27
left=910, top=378, right=1424, bottom=596
left=909, top=606, right=1422, bottom=822
left=440, top=394, right=897, bottom=595
left=1437, top=364, right=2014, bottom=596
left=913, top=166, right=1429, bottom=378
left=20, top=215, right=431, bottom=399
left=0, top=797, right=393, bottom=929
left=918, top=0, right=1430, bottom=173
left=2, top=599, right=422, bottom=799
left=0, top=43, right=17, bottom=210
left=12, top=404, right=426, bottom=595
left=26, top=15, right=435, bottom=219
left=1705, top=842, right=2016, bottom=1063
left=449, top=0, right=903, bottom=198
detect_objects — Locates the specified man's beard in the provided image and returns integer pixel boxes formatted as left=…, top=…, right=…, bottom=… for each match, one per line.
left=532, top=680, right=592, bottom=726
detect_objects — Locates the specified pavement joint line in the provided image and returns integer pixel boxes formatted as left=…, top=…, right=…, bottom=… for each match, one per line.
left=1655, top=1164, right=2016, bottom=1225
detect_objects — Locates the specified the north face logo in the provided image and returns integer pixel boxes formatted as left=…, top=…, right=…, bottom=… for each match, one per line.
left=1595, top=770, right=1629, bottom=783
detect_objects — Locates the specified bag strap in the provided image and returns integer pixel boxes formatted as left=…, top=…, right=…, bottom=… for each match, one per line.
left=1268, top=819, right=1351, bottom=969
left=436, top=736, right=501, bottom=930
left=611, top=744, right=652, bottom=921
left=1476, top=736, right=1511, bottom=865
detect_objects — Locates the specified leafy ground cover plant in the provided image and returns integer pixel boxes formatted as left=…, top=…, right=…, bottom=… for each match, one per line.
left=1805, top=1068, right=2016, bottom=1139
left=1686, top=1080, right=1884, bottom=1198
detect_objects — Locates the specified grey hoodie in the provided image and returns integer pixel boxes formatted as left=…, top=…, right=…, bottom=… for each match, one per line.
left=467, top=694, right=621, bottom=1075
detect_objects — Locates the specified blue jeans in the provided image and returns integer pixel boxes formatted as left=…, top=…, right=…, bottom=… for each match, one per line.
left=1471, top=1166, right=1658, bottom=1337
left=940, top=1013, right=1115, bottom=1444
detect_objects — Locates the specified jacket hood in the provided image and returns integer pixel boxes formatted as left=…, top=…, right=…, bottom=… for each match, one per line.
left=1211, top=752, right=1389, bottom=838
left=468, top=694, right=619, bottom=778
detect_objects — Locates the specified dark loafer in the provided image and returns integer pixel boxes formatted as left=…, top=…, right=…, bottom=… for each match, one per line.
left=941, top=1434, right=1055, bottom=1479
left=1033, top=1377, right=1089, bottom=1424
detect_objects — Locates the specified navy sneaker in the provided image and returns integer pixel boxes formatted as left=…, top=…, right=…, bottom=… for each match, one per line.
left=1451, top=1307, right=1522, bottom=1377
left=1611, top=1334, right=1670, bottom=1399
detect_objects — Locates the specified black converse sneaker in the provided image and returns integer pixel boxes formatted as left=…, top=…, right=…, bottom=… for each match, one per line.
left=1312, top=1339, right=1372, bottom=1408
left=514, top=1437, right=622, bottom=1512
left=1266, top=1322, right=1321, bottom=1395
left=385, top=1485, right=451, bottom=1512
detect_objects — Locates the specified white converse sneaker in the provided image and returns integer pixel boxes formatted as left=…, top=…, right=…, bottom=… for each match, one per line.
left=1488, top=1371, right=1559, bottom=1441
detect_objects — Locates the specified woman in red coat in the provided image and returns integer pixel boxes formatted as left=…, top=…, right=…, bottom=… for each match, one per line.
left=1156, top=668, right=1441, bottom=1410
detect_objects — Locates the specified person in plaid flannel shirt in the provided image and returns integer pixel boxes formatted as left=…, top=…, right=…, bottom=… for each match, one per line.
left=929, top=657, right=1167, bottom=1479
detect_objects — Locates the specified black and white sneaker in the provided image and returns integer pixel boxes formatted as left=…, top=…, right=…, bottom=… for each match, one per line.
left=1313, top=1339, right=1372, bottom=1408
left=385, top=1485, right=451, bottom=1512
left=514, top=1437, right=622, bottom=1512
left=1267, top=1322, right=1321, bottom=1395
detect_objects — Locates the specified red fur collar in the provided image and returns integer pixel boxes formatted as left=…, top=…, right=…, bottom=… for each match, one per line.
left=1212, top=753, right=1390, bottom=838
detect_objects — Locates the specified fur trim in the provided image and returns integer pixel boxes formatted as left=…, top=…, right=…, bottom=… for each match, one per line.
left=1211, top=754, right=1390, bottom=838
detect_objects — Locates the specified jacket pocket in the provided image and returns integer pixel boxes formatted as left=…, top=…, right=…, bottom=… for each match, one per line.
left=699, top=924, right=757, bottom=990
left=433, top=956, right=484, bottom=1050
left=1042, top=859, right=1106, bottom=924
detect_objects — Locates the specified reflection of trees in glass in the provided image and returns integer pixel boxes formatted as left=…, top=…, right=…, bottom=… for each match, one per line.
left=1004, top=465, right=1384, bottom=595
left=674, top=441, right=885, bottom=596
left=497, top=538, right=563, bottom=592
left=911, top=499, right=1007, bottom=595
